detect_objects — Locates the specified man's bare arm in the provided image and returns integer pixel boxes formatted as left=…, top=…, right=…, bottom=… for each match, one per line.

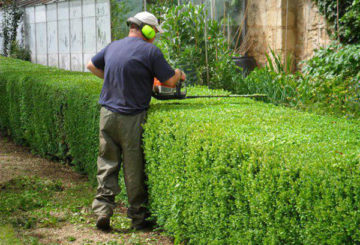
left=162, top=69, right=186, bottom=87
left=87, top=60, right=105, bottom=79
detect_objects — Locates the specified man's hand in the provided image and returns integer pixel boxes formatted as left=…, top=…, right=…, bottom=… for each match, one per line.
left=179, top=70, right=186, bottom=81
left=87, top=60, right=105, bottom=79
left=162, top=69, right=186, bottom=87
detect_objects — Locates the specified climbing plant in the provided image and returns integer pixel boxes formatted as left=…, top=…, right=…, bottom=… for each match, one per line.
left=0, top=0, right=30, bottom=60
left=110, top=0, right=131, bottom=41
left=313, top=0, right=360, bottom=44
left=1, top=0, right=23, bottom=56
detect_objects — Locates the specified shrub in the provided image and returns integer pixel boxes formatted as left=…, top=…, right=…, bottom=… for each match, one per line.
left=1, top=57, right=360, bottom=244
left=154, top=3, right=244, bottom=91
left=0, top=57, right=101, bottom=179
left=242, top=44, right=360, bottom=118
left=295, top=74, right=360, bottom=118
left=9, top=41, right=31, bottom=61
left=299, top=43, right=360, bottom=117
left=313, top=0, right=360, bottom=44
left=302, top=43, right=360, bottom=80
left=144, top=95, right=360, bottom=244
left=239, top=68, right=298, bottom=106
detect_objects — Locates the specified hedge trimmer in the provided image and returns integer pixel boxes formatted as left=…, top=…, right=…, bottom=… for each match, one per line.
left=152, top=78, right=267, bottom=100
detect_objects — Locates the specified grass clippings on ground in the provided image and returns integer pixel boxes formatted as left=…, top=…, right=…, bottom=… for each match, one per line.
left=0, top=135, right=173, bottom=245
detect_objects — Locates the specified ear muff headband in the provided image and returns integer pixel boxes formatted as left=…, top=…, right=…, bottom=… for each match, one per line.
left=140, top=24, right=156, bottom=40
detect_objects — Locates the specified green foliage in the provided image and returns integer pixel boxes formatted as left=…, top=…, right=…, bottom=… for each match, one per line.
left=299, top=43, right=360, bottom=117
left=1, top=57, right=360, bottom=243
left=110, top=0, right=131, bottom=41
left=0, top=176, right=63, bottom=229
left=148, top=0, right=177, bottom=13
left=0, top=57, right=102, bottom=180
left=340, top=0, right=360, bottom=43
left=313, top=0, right=360, bottom=44
left=302, top=43, right=360, bottom=79
left=241, top=43, right=360, bottom=118
left=240, top=68, right=298, bottom=105
left=145, top=95, right=360, bottom=244
left=239, top=48, right=298, bottom=106
left=0, top=225, right=23, bottom=245
left=154, top=3, right=243, bottom=90
left=265, top=48, right=294, bottom=74
left=0, top=1, right=24, bottom=57
left=9, top=41, right=31, bottom=61
left=296, top=74, right=360, bottom=118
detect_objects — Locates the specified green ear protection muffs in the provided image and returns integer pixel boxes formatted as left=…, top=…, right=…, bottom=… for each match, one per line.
left=140, top=24, right=156, bottom=40
left=126, top=17, right=156, bottom=40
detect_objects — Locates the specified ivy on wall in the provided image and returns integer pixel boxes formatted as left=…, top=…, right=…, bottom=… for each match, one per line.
left=0, top=0, right=30, bottom=60
left=313, top=0, right=360, bottom=44
left=1, top=0, right=22, bottom=56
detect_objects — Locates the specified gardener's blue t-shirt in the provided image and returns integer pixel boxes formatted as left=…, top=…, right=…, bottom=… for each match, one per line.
left=91, top=36, right=175, bottom=115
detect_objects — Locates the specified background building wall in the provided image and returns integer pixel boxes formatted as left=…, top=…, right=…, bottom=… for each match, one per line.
left=1, top=0, right=331, bottom=70
left=23, top=0, right=111, bottom=72
left=247, top=0, right=331, bottom=67
left=247, top=0, right=283, bottom=65
left=295, top=0, right=330, bottom=65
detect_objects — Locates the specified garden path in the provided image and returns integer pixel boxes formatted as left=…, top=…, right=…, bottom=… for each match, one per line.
left=0, top=134, right=173, bottom=245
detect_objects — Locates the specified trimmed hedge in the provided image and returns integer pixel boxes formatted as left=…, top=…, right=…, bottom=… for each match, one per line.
left=1, top=57, right=360, bottom=244
left=0, top=57, right=101, bottom=178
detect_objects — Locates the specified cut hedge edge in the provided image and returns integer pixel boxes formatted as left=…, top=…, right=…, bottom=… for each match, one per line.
left=0, top=57, right=360, bottom=244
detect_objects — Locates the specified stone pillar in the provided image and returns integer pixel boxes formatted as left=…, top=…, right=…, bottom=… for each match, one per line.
left=280, top=0, right=296, bottom=71
left=246, top=0, right=330, bottom=68
left=247, top=0, right=284, bottom=65
left=295, top=0, right=331, bottom=67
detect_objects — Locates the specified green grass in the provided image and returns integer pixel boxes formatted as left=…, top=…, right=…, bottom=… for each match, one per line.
left=0, top=175, right=165, bottom=244
left=0, top=225, right=23, bottom=245
left=0, top=176, right=94, bottom=237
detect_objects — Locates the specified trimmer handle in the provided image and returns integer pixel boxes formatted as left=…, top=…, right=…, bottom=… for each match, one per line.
left=176, top=79, right=186, bottom=99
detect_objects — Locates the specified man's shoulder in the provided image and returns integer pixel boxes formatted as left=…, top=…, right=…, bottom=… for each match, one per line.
left=108, top=37, right=163, bottom=58
left=145, top=42, right=162, bottom=56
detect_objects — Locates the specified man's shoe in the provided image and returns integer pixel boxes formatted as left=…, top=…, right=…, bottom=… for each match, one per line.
left=96, top=216, right=110, bottom=230
left=131, top=220, right=154, bottom=231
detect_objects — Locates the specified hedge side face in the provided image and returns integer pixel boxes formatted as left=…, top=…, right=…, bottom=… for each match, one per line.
left=1, top=57, right=360, bottom=244
left=144, top=99, right=360, bottom=244
left=0, top=57, right=102, bottom=179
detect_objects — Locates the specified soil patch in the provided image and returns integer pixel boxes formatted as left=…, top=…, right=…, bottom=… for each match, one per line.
left=0, top=135, right=173, bottom=245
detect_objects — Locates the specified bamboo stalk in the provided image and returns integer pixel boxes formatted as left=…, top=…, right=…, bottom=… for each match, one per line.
left=234, top=0, right=250, bottom=51
left=204, top=4, right=209, bottom=87
left=337, top=0, right=340, bottom=41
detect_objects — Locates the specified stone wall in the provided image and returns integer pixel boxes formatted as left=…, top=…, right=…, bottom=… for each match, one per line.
left=295, top=0, right=331, bottom=65
left=246, top=0, right=331, bottom=68
left=247, top=0, right=283, bottom=66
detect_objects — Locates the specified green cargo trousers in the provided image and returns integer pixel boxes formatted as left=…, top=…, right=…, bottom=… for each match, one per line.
left=92, top=107, right=148, bottom=227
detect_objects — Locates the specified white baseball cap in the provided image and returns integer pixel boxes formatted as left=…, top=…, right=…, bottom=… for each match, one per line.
left=127, top=11, right=164, bottom=33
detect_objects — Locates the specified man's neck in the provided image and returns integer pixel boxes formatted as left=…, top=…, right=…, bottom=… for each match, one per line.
left=128, top=30, right=147, bottom=41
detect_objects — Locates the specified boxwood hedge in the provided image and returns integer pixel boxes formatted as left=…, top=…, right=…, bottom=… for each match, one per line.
left=1, top=57, right=360, bottom=244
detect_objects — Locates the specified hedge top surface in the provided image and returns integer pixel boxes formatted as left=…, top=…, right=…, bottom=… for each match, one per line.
left=149, top=95, right=360, bottom=158
left=1, top=57, right=359, bottom=156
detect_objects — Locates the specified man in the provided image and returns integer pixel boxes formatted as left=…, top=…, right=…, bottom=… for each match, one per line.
left=87, top=11, right=186, bottom=231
